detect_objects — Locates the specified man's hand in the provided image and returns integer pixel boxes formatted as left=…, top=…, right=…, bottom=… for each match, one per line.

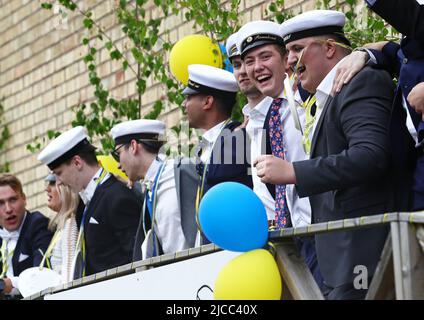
left=3, top=278, right=13, bottom=294
left=235, top=116, right=249, bottom=131
left=253, top=155, right=297, bottom=185
left=332, top=50, right=369, bottom=95
left=407, top=82, right=424, bottom=120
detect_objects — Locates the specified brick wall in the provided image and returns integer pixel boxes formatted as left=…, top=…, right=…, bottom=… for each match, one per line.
left=0, top=0, right=313, bottom=216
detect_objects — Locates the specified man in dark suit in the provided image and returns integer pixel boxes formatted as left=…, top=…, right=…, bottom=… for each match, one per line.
left=182, top=64, right=253, bottom=195
left=37, top=126, right=141, bottom=279
left=0, top=174, right=52, bottom=299
left=182, top=64, right=252, bottom=245
left=110, top=119, right=198, bottom=261
left=333, top=0, right=424, bottom=211
left=255, top=10, right=400, bottom=299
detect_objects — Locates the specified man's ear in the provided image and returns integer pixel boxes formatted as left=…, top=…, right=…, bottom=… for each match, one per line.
left=73, top=155, right=86, bottom=171
left=325, top=39, right=337, bottom=59
left=130, top=139, right=140, bottom=155
left=203, top=95, right=214, bottom=111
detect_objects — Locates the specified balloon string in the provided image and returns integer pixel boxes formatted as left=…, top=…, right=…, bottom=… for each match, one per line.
left=267, top=241, right=277, bottom=258
left=196, top=284, right=214, bottom=300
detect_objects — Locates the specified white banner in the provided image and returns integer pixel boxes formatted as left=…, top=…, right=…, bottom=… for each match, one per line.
left=44, top=250, right=241, bottom=300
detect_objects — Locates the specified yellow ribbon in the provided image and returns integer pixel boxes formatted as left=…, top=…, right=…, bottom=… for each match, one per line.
left=0, top=240, right=14, bottom=278
left=39, top=229, right=63, bottom=270
left=301, top=94, right=317, bottom=155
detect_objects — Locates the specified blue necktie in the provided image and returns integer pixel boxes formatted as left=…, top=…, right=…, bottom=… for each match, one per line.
left=268, top=98, right=291, bottom=228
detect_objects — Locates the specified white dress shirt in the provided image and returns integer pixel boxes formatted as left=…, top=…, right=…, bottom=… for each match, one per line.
left=79, top=167, right=111, bottom=206
left=243, top=97, right=276, bottom=220
left=141, top=157, right=189, bottom=257
left=313, top=58, right=348, bottom=140
left=200, top=120, right=228, bottom=164
left=0, top=212, right=27, bottom=296
left=275, top=90, right=311, bottom=227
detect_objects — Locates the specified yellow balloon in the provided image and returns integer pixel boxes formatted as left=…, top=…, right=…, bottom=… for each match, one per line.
left=97, top=155, right=128, bottom=182
left=169, top=35, right=223, bottom=85
left=214, top=249, right=282, bottom=300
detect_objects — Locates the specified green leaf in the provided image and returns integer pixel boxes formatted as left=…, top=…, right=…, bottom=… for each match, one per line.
left=105, top=41, right=113, bottom=50
left=41, top=3, right=53, bottom=9
left=110, top=50, right=122, bottom=60
left=83, top=18, right=93, bottom=29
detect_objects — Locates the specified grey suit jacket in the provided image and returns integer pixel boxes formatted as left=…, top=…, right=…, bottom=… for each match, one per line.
left=132, top=157, right=198, bottom=261
left=174, top=156, right=198, bottom=248
left=293, top=66, right=397, bottom=287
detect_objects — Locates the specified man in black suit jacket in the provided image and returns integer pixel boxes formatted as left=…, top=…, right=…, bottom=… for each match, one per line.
left=182, top=64, right=252, bottom=245
left=38, top=126, right=141, bottom=278
left=182, top=64, right=253, bottom=194
left=256, top=10, right=401, bottom=299
left=0, top=174, right=52, bottom=299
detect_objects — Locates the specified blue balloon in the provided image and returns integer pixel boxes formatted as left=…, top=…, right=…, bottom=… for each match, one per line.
left=199, top=182, right=268, bottom=252
left=219, top=43, right=233, bottom=73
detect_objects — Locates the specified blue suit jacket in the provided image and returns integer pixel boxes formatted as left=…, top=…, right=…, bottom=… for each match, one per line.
left=0, top=211, right=52, bottom=276
left=368, top=0, right=424, bottom=210
left=203, top=120, right=253, bottom=194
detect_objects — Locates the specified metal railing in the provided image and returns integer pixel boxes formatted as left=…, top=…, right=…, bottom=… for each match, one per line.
left=25, top=211, right=424, bottom=300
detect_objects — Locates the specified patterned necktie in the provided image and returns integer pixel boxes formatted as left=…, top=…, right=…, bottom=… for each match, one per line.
left=195, top=139, right=206, bottom=176
left=268, top=98, right=291, bottom=228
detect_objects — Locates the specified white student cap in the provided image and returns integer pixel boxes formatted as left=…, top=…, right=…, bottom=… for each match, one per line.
left=225, top=32, right=241, bottom=60
left=110, top=119, right=166, bottom=145
left=280, top=10, right=349, bottom=46
left=182, top=64, right=238, bottom=98
left=236, top=20, right=284, bottom=57
left=37, top=126, right=93, bottom=170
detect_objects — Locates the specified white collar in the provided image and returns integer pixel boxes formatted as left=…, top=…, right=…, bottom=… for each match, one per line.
left=250, top=96, right=273, bottom=117
left=202, top=120, right=228, bottom=145
left=242, top=104, right=251, bottom=117
left=242, top=96, right=273, bottom=118
left=79, top=168, right=107, bottom=205
left=143, top=157, right=163, bottom=190
left=315, top=57, right=347, bottom=108
left=0, top=212, right=27, bottom=242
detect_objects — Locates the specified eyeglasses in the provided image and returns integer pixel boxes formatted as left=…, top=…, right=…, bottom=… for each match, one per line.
left=111, top=144, right=126, bottom=162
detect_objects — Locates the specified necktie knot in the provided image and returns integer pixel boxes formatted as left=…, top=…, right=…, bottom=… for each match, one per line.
left=0, top=228, right=20, bottom=242
left=272, top=98, right=283, bottom=108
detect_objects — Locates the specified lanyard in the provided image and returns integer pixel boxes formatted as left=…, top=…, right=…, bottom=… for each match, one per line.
left=142, top=160, right=166, bottom=257
left=0, top=240, right=14, bottom=278
left=39, top=229, right=62, bottom=270
left=75, top=168, right=108, bottom=277
left=195, top=118, right=232, bottom=233
left=301, top=94, right=317, bottom=155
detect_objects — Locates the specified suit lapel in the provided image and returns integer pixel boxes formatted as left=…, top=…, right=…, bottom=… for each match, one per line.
left=84, top=176, right=114, bottom=228
left=310, top=96, right=333, bottom=156
left=12, top=212, right=30, bottom=274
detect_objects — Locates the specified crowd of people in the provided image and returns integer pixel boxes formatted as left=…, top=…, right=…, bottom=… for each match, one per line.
left=1, top=0, right=423, bottom=300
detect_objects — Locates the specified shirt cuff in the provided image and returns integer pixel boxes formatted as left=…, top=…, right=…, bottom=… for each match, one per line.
left=353, top=47, right=377, bottom=66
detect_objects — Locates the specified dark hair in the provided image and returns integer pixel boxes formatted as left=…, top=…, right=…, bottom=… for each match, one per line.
left=272, top=43, right=287, bottom=59
left=125, top=140, right=164, bottom=155
left=0, top=174, right=25, bottom=198
left=214, top=94, right=237, bottom=117
left=65, top=143, right=98, bottom=166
